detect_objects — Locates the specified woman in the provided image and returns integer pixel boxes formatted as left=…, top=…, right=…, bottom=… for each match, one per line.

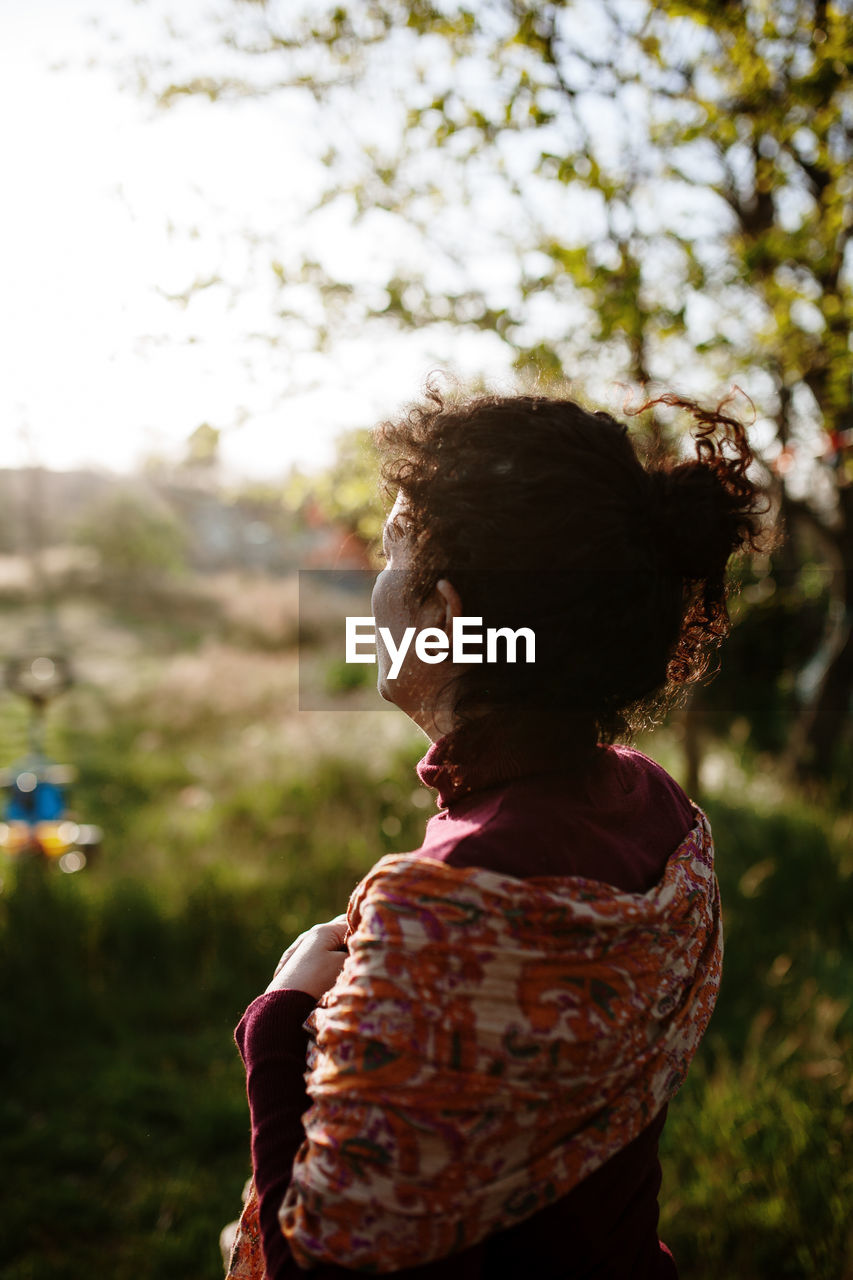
left=227, top=387, right=777, bottom=1279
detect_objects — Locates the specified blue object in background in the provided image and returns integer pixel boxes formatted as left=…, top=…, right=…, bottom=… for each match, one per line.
left=6, top=779, right=66, bottom=824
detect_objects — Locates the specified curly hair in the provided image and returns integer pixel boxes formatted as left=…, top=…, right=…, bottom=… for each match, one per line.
left=373, top=383, right=781, bottom=765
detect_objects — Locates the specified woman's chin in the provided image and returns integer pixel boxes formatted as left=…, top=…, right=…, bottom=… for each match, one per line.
left=376, top=674, right=403, bottom=708
left=377, top=678, right=432, bottom=733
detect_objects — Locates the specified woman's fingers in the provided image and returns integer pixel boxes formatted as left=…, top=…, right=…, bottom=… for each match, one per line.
left=316, top=916, right=349, bottom=949
left=265, top=919, right=350, bottom=999
left=271, top=914, right=350, bottom=981
left=273, top=930, right=310, bottom=977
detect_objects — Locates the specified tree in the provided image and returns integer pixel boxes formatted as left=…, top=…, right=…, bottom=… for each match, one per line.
left=285, top=427, right=384, bottom=551
left=141, top=0, right=853, bottom=778
left=184, top=423, right=221, bottom=470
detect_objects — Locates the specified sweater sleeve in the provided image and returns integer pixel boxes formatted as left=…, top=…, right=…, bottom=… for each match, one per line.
left=235, top=989, right=485, bottom=1280
left=234, top=989, right=319, bottom=1279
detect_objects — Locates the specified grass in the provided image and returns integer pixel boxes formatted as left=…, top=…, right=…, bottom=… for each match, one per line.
left=0, top=587, right=851, bottom=1279
left=0, top=863, right=255, bottom=1279
left=0, top=741, right=426, bottom=1280
left=660, top=1045, right=852, bottom=1279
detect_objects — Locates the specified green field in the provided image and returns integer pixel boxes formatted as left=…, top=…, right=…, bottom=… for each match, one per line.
left=0, top=587, right=851, bottom=1280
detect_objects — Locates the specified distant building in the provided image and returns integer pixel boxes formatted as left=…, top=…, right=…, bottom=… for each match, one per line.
left=0, top=467, right=375, bottom=577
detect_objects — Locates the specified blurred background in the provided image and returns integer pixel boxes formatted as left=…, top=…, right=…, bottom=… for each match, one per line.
left=0, top=2, right=850, bottom=1277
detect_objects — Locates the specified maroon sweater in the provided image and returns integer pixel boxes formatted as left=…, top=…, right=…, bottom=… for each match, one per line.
left=235, top=736, right=694, bottom=1279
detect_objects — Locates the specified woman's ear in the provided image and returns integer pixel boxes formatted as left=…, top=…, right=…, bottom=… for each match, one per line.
left=435, top=578, right=463, bottom=632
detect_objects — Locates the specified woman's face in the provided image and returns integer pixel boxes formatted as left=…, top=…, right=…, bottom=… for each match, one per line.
left=370, top=491, right=460, bottom=739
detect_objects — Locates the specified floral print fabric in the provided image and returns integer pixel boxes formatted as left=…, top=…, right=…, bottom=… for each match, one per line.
left=228, top=802, right=721, bottom=1277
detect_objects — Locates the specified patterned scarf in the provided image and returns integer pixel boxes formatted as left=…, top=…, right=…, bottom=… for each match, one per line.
left=228, top=802, right=721, bottom=1276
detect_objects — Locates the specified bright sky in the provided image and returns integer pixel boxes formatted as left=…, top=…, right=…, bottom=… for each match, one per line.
left=1, top=0, right=822, bottom=504
left=0, top=0, right=513, bottom=481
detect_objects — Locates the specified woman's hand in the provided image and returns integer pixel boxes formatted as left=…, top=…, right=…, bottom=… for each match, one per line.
left=265, top=914, right=349, bottom=1000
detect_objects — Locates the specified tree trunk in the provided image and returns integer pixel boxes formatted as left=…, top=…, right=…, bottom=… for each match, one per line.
left=793, top=604, right=853, bottom=779
left=791, top=479, right=853, bottom=780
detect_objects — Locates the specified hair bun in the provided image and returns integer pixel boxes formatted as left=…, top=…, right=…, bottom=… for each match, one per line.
left=645, top=464, right=744, bottom=582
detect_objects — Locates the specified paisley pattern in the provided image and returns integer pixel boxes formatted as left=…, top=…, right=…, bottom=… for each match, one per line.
left=227, top=802, right=721, bottom=1277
